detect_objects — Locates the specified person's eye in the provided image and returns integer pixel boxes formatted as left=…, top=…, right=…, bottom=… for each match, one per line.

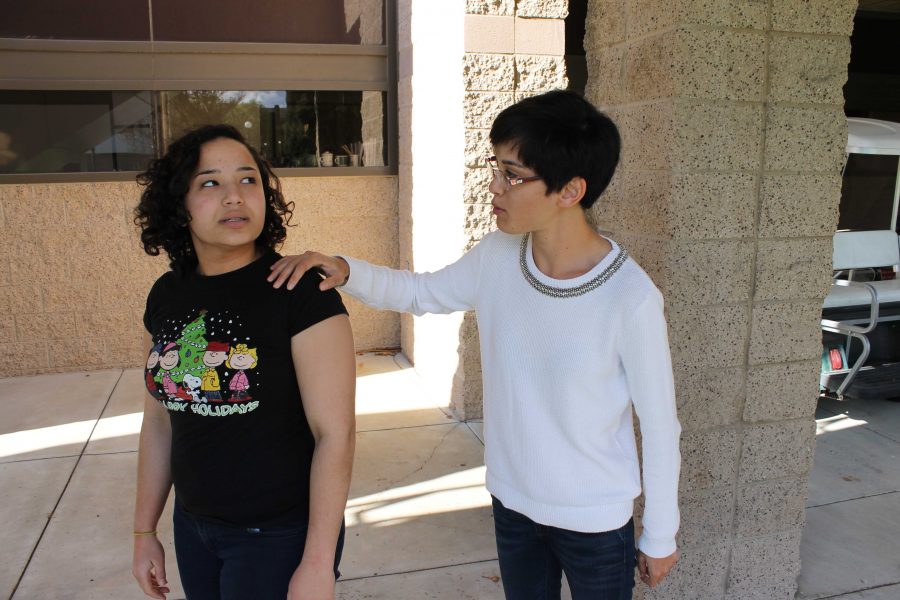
left=240, top=176, right=258, bottom=184
left=200, top=179, right=218, bottom=188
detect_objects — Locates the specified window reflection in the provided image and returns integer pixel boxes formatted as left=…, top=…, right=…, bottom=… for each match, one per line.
left=162, top=90, right=386, bottom=169
left=0, top=89, right=388, bottom=174
left=0, top=91, right=155, bottom=174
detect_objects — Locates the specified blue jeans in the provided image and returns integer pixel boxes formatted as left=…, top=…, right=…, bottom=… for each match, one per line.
left=492, top=496, right=636, bottom=600
left=173, top=501, right=344, bottom=600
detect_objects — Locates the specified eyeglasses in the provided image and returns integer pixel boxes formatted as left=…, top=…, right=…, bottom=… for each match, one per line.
left=486, top=156, right=543, bottom=190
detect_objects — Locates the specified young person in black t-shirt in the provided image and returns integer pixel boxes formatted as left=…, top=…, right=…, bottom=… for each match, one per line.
left=132, top=125, right=356, bottom=600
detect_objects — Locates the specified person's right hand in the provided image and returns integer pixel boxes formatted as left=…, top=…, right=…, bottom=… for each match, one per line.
left=132, top=535, right=169, bottom=599
left=268, top=252, right=350, bottom=291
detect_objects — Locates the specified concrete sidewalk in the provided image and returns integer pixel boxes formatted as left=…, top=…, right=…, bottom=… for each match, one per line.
left=2, top=353, right=899, bottom=599
left=1, top=354, right=508, bottom=600
left=797, top=395, right=900, bottom=600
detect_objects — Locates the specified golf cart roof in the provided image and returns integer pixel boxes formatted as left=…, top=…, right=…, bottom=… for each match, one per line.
left=848, top=118, right=900, bottom=155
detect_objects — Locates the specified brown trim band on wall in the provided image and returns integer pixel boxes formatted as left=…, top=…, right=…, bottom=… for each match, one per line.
left=0, top=39, right=389, bottom=90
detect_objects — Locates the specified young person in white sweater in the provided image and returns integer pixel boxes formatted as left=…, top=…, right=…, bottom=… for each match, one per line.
left=269, top=90, right=681, bottom=599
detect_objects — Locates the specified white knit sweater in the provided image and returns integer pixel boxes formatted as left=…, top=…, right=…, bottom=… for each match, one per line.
left=342, top=231, right=681, bottom=557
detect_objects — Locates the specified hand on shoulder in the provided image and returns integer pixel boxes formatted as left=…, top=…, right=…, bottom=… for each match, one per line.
left=268, top=252, right=349, bottom=291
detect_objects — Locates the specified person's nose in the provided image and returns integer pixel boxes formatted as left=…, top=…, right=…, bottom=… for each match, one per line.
left=222, top=182, right=244, bottom=206
left=488, top=172, right=506, bottom=196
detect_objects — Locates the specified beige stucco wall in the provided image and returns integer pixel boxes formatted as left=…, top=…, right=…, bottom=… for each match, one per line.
left=0, top=176, right=399, bottom=377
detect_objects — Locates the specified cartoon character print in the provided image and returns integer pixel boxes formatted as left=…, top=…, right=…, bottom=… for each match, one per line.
left=144, top=342, right=164, bottom=399
left=149, top=309, right=260, bottom=415
left=158, top=342, right=182, bottom=400
left=200, top=341, right=229, bottom=403
left=182, top=374, right=203, bottom=403
left=226, top=344, right=257, bottom=402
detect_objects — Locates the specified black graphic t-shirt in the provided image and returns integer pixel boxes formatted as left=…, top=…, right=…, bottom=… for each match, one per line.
left=142, top=251, right=347, bottom=526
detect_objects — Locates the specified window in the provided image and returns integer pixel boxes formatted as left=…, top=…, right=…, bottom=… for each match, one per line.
left=0, top=0, right=396, bottom=180
left=0, top=88, right=388, bottom=174
left=162, top=90, right=386, bottom=168
left=0, top=91, right=155, bottom=173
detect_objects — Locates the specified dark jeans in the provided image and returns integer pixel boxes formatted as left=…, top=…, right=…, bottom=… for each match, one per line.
left=173, top=501, right=344, bottom=600
left=492, top=496, right=636, bottom=600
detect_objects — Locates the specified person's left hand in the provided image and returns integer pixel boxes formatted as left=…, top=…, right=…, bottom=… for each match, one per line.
left=286, top=561, right=335, bottom=600
left=637, top=549, right=678, bottom=587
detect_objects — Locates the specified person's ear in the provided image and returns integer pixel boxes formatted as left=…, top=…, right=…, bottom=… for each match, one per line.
left=558, top=177, right=587, bottom=208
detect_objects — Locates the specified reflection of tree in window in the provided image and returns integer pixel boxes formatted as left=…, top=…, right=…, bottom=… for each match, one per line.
left=282, top=92, right=317, bottom=167
left=164, top=91, right=261, bottom=148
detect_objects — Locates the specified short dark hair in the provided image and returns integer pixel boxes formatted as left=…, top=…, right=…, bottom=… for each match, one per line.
left=489, top=90, right=621, bottom=209
left=134, top=124, right=293, bottom=274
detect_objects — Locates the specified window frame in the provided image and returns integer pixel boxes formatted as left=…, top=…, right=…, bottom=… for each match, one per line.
left=0, top=0, right=397, bottom=183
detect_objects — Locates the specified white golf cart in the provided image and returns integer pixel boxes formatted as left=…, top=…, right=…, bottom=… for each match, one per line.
left=821, top=118, right=900, bottom=400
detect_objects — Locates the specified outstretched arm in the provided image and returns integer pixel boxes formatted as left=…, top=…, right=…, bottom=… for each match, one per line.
left=133, top=333, right=173, bottom=600
left=270, top=239, right=489, bottom=317
left=288, top=314, right=356, bottom=600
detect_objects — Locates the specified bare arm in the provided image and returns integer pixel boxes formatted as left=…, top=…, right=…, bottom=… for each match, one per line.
left=132, top=332, right=173, bottom=600
left=288, top=314, right=356, bottom=600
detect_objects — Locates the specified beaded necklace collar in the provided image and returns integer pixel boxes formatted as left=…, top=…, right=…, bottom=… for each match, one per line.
left=519, top=233, right=628, bottom=298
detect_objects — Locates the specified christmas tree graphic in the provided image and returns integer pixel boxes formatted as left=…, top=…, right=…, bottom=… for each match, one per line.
left=155, top=311, right=208, bottom=385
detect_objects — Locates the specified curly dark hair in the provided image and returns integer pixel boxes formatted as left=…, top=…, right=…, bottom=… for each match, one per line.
left=135, top=124, right=293, bottom=274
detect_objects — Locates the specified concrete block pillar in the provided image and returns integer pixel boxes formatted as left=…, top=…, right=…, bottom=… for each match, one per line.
left=584, top=1, right=856, bottom=597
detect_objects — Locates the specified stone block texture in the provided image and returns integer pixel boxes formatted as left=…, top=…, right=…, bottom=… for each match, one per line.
left=739, top=420, right=816, bottom=484
left=744, top=360, right=820, bottom=422
left=515, top=0, right=568, bottom=19
left=464, top=53, right=515, bottom=92
left=675, top=366, right=744, bottom=431
left=584, top=0, right=855, bottom=596
left=769, top=35, right=851, bottom=104
left=749, top=301, right=825, bottom=364
left=516, top=55, right=567, bottom=91
left=753, top=238, right=834, bottom=302
left=764, top=105, right=848, bottom=172
left=759, top=173, right=842, bottom=237
left=680, top=429, right=740, bottom=491
left=677, top=486, right=734, bottom=545
left=466, top=0, right=514, bottom=16
left=736, top=478, right=808, bottom=537
left=771, top=0, right=856, bottom=35
left=0, top=177, right=399, bottom=377
left=727, top=530, right=804, bottom=598
left=681, top=0, right=768, bottom=30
